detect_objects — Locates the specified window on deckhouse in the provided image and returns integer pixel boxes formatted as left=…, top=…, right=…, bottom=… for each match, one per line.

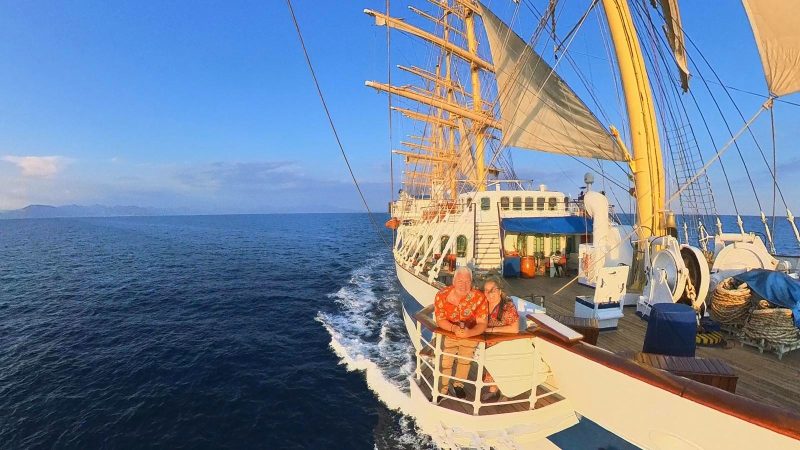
left=456, top=235, right=468, bottom=257
left=524, top=197, right=534, bottom=210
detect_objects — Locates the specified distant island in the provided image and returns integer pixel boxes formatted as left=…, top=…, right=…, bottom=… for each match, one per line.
left=0, top=204, right=175, bottom=219
left=0, top=204, right=370, bottom=219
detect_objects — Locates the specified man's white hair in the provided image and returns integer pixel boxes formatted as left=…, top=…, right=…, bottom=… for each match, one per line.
left=453, top=266, right=473, bottom=281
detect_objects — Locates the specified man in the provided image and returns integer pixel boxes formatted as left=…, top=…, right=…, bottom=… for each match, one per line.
left=434, top=267, right=488, bottom=399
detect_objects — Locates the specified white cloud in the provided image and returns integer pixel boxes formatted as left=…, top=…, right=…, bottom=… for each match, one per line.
left=2, top=155, right=65, bottom=177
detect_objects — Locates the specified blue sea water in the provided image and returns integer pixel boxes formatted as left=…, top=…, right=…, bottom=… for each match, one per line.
left=1, top=213, right=798, bottom=449
left=0, top=214, right=429, bottom=449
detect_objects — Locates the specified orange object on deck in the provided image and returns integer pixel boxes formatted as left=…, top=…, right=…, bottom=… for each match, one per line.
left=446, top=254, right=457, bottom=271
left=384, top=217, right=400, bottom=229
left=521, top=256, right=536, bottom=278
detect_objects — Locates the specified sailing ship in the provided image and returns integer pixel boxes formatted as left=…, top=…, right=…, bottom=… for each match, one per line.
left=363, top=0, right=800, bottom=448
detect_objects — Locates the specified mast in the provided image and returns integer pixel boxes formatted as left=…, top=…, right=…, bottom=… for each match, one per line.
left=442, top=8, right=458, bottom=198
left=600, top=0, right=665, bottom=239
left=366, top=1, right=496, bottom=198
left=463, top=4, right=487, bottom=192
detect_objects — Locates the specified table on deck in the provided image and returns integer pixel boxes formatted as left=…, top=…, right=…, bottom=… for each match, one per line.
left=634, top=352, right=738, bottom=393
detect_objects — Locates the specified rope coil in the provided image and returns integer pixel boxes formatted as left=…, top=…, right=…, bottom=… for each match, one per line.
left=744, top=308, right=800, bottom=345
left=710, top=278, right=751, bottom=326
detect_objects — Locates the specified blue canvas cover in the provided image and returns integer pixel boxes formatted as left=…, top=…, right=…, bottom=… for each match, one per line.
left=501, top=216, right=593, bottom=234
left=643, top=303, right=697, bottom=357
left=734, top=269, right=800, bottom=327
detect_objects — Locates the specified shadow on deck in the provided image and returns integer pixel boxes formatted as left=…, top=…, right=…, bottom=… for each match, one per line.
left=503, top=273, right=800, bottom=414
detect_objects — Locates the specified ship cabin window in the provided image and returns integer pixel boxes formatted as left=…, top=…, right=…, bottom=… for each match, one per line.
left=524, top=197, right=534, bottom=210
left=532, top=235, right=545, bottom=256
left=566, top=236, right=576, bottom=254
left=516, top=234, right=526, bottom=255
left=456, top=235, right=468, bottom=257
left=440, top=235, right=450, bottom=253
left=500, top=197, right=510, bottom=210
left=480, top=197, right=490, bottom=211
left=551, top=236, right=560, bottom=253
left=548, top=197, right=557, bottom=211
left=512, top=197, right=522, bottom=210
left=536, top=197, right=545, bottom=211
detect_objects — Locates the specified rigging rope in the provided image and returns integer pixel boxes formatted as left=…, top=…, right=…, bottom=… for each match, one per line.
left=631, top=1, right=737, bottom=228
left=650, top=3, right=790, bottom=212
left=386, top=0, right=395, bottom=208
left=633, top=2, right=716, bottom=245
left=286, top=0, right=391, bottom=249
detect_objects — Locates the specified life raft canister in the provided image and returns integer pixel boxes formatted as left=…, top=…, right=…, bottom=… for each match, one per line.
left=385, top=217, right=400, bottom=229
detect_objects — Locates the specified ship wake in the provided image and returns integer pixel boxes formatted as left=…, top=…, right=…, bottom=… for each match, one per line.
left=316, top=258, right=434, bottom=449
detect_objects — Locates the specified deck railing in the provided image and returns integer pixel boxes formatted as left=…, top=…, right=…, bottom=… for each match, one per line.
left=412, top=302, right=558, bottom=416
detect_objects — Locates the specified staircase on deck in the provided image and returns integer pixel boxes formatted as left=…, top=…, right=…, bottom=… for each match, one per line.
left=474, top=221, right=502, bottom=271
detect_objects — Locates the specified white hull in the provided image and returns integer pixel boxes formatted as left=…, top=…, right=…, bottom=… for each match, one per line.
left=535, top=337, right=800, bottom=449
left=395, top=260, right=438, bottom=309
left=408, top=377, right=577, bottom=449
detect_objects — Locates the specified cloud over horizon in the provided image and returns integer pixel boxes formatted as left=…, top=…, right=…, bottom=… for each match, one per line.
left=0, top=157, right=390, bottom=214
left=2, top=155, right=65, bottom=178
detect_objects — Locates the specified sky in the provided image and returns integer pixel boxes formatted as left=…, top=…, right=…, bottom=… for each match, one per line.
left=0, top=1, right=797, bottom=215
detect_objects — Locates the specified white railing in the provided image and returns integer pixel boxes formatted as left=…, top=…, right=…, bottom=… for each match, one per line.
left=412, top=303, right=558, bottom=416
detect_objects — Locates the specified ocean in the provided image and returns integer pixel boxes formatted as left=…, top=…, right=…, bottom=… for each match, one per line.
left=0, top=214, right=429, bottom=449
left=1, top=213, right=798, bottom=448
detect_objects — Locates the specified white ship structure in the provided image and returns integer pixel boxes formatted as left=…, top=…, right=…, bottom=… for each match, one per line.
left=360, top=0, right=800, bottom=448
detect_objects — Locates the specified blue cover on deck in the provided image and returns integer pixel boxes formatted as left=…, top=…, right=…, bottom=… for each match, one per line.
left=734, top=269, right=800, bottom=327
left=501, top=216, right=593, bottom=234
left=503, top=256, right=520, bottom=277
left=643, top=303, right=697, bottom=357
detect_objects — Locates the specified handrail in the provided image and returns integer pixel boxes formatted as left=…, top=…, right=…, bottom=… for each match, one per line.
left=537, top=332, right=800, bottom=441
left=526, top=314, right=583, bottom=344
left=472, top=204, right=477, bottom=263
left=414, top=305, right=537, bottom=344
left=412, top=304, right=550, bottom=415
left=497, top=201, right=505, bottom=260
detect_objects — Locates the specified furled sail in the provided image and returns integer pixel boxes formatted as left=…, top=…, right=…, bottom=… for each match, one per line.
left=477, top=3, right=626, bottom=161
left=653, top=0, right=690, bottom=92
left=742, top=0, right=800, bottom=97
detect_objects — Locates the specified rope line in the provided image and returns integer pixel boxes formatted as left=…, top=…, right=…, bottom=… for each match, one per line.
left=286, top=0, right=391, bottom=249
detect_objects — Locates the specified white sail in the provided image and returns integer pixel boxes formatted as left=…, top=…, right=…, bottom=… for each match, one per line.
left=743, top=0, right=800, bottom=97
left=477, top=3, right=626, bottom=162
left=654, top=0, right=690, bottom=92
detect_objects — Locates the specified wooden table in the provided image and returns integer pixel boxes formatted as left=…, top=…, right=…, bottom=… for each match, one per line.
left=635, top=352, right=739, bottom=393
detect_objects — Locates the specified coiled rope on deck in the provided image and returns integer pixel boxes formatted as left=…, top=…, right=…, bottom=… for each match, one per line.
left=710, top=278, right=751, bottom=326
left=744, top=308, right=800, bottom=345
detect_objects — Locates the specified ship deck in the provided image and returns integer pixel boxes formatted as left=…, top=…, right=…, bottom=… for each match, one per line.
left=503, top=274, right=800, bottom=414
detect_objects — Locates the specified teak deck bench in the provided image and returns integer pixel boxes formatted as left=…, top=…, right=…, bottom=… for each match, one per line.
left=634, top=352, right=739, bottom=393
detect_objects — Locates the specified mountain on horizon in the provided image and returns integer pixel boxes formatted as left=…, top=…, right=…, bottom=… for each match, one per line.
left=0, top=204, right=173, bottom=219
left=0, top=203, right=370, bottom=219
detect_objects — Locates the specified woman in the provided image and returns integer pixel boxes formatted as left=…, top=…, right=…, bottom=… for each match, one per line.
left=481, top=277, right=520, bottom=402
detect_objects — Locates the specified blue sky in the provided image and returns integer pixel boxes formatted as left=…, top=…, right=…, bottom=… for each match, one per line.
left=0, top=1, right=797, bottom=215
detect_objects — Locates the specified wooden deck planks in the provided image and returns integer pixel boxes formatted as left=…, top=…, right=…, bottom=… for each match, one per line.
left=504, top=275, right=800, bottom=413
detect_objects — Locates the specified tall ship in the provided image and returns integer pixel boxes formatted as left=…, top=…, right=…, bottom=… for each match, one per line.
left=362, top=0, right=800, bottom=448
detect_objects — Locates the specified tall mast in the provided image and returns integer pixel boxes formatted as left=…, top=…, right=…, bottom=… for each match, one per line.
left=600, top=0, right=665, bottom=239
left=366, top=2, right=496, bottom=197
left=439, top=3, right=457, bottom=198
left=463, top=3, right=487, bottom=192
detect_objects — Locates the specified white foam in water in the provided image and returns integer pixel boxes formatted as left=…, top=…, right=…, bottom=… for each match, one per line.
left=317, top=258, right=434, bottom=449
